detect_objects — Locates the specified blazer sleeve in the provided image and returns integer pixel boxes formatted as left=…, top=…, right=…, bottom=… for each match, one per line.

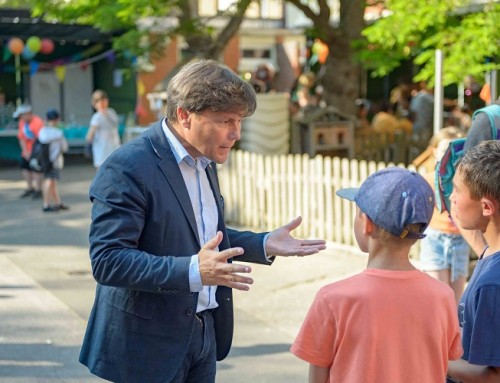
left=88, top=149, right=192, bottom=294
left=227, top=228, right=274, bottom=265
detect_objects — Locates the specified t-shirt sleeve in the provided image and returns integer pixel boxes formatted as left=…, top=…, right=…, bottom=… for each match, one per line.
left=447, top=292, right=463, bottom=361
left=290, top=288, right=335, bottom=368
left=90, top=113, right=100, bottom=128
left=467, top=285, right=500, bottom=367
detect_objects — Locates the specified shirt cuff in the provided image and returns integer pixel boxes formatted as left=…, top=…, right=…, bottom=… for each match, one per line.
left=263, top=233, right=272, bottom=261
left=189, top=254, right=203, bottom=292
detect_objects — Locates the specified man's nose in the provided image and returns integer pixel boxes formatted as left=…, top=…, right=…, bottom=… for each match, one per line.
left=229, top=122, right=241, bottom=141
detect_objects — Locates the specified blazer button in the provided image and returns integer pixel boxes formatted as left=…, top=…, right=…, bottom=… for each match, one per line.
left=186, top=308, right=193, bottom=316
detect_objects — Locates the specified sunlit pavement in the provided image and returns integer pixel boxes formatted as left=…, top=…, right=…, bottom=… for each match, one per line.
left=0, top=156, right=367, bottom=382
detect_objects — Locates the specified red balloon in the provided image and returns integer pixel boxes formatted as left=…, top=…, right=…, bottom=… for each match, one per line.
left=40, top=38, right=55, bottom=54
left=8, top=37, right=24, bottom=55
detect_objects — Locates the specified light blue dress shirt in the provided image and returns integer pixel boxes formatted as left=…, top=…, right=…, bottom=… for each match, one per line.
left=162, top=119, right=219, bottom=312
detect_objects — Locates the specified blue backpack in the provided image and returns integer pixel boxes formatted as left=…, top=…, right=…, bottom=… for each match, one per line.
left=435, top=104, right=500, bottom=213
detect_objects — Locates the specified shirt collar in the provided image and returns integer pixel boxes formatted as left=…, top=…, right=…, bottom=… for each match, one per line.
left=161, top=118, right=211, bottom=169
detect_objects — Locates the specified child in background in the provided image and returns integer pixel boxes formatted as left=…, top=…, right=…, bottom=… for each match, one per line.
left=419, top=127, right=470, bottom=305
left=39, top=109, right=69, bottom=212
left=447, top=140, right=500, bottom=382
left=291, top=167, right=462, bottom=383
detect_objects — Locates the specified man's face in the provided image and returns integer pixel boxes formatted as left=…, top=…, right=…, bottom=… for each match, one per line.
left=182, top=109, right=242, bottom=164
left=450, top=169, right=485, bottom=231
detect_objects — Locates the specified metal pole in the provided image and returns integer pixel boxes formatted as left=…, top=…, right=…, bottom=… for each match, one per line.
left=491, top=70, right=498, bottom=103
left=433, top=49, right=443, bottom=135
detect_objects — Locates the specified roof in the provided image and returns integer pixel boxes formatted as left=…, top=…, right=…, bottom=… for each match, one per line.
left=0, top=8, right=117, bottom=44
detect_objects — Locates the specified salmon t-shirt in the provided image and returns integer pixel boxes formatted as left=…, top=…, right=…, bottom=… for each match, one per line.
left=17, top=115, right=44, bottom=156
left=291, top=269, right=463, bottom=382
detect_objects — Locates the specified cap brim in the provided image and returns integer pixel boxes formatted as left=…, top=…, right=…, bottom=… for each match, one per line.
left=336, top=188, right=359, bottom=201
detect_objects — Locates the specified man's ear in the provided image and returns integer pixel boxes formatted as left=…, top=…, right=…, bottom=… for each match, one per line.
left=481, top=197, right=498, bottom=218
left=177, top=107, right=190, bottom=128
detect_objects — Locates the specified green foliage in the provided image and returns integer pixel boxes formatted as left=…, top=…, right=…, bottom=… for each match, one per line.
left=359, top=0, right=500, bottom=86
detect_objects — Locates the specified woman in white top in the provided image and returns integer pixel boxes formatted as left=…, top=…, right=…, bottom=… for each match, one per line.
left=86, top=89, right=121, bottom=168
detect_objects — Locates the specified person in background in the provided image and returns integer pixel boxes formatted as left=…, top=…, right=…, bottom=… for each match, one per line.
left=14, top=104, right=43, bottom=199
left=447, top=140, right=500, bottom=382
left=85, top=90, right=120, bottom=169
left=419, top=127, right=470, bottom=305
left=371, top=101, right=399, bottom=144
left=410, top=81, right=434, bottom=144
left=79, top=59, right=326, bottom=383
left=291, top=167, right=462, bottom=383
left=355, top=98, right=371, bottom=133
left=38, top=109, right=69, bottom=213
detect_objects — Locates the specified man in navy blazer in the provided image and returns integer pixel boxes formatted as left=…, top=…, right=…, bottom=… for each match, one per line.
left=79, top=60, right=326, bottom=383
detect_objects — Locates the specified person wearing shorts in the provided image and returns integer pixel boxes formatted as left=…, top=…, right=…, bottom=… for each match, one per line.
left=38, top=109, right=69, bottom=212
left=419, top=127, right=470, bottom=304
left=14, top=104, right=44, bottom=199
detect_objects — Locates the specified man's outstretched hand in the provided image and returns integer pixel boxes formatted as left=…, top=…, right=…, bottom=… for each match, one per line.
left=265, top=216, right=326, bottom=257
left=198, top=231, right=253, bottom=291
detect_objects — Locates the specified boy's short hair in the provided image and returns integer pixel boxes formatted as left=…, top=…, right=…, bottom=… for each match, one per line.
left=456, top=140, right=500, bottom=202
left=336, top=167, right=434, bottom=239
left=46, top=108, right=60, bottom=121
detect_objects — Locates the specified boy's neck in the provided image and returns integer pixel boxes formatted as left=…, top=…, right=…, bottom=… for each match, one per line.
left=366, top=247, right=416, bottom=271
left=482, top=220, right=500, bottom=257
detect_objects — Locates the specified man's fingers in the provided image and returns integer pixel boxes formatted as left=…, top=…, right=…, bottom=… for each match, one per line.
left=227, top=274, right=254, bottom=291
left=218, top=246, right=245, bottom=261
left=300, top=239, right=326, bottom=247
left=203, top=231, right=223, bottom=251
left=282, top=216, right=302, bottom=232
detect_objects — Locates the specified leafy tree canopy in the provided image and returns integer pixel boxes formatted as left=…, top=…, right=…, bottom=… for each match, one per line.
left=358, top=0, right=500, bottom=86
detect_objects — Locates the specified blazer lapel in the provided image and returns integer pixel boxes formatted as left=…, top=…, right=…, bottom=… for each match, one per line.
left=147, top=122, right=201, bottom=245
left=206, top=162, right=230, bottom=251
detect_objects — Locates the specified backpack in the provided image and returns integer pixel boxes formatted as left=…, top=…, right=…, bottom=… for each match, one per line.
left=29, top=139, right=51, bottom=173
left=435, top=104, right=500, bottom=213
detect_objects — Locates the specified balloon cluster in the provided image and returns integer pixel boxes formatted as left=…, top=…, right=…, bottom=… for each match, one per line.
left=7, top=37, right=55, bottom=59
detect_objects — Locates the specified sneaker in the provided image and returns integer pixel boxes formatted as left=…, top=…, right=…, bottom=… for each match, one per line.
left=31, top=190, right=42, bottom=199
left=56, top=203, right=69, bottom=210
left=20, top=189, right=34, bottom=198
left=43, top=206, right=59, bottom=213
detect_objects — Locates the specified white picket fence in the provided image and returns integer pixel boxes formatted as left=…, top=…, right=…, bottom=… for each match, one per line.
left=218, top=150, right=418, bottom=252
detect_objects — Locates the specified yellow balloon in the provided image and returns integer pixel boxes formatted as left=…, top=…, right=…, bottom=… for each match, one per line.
left=26, top=36, right=42, bottom=53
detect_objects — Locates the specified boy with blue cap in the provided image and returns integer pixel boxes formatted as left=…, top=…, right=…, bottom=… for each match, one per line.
left=291, top=166, right=463, bottom=383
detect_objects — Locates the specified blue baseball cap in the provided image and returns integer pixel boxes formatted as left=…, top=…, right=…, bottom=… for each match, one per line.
left=336, top=167, right=434, bottom=239
left=46, top=108, right=60, bottom=121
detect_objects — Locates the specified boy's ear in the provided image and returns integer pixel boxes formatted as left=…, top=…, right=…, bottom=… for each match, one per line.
left=481, top=197, right=498, bottom=218
left=363, top=213, right=375, bottom=235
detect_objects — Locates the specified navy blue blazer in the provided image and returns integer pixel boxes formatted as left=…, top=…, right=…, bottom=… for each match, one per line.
left=79, top=121, right=272, bottom=383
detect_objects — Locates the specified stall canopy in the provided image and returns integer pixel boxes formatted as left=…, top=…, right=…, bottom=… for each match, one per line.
left=0, top=8, right=122, bottom=61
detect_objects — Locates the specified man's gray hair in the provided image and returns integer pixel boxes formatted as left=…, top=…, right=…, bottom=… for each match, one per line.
left=165, top=59, right=257, bottom=122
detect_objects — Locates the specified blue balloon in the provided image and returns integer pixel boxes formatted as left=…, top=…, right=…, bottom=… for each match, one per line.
left=22, top=46, right=36, bottom=60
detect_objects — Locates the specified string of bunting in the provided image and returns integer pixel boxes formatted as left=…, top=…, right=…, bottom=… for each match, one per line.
left=2, top=41, right=119, bottom=82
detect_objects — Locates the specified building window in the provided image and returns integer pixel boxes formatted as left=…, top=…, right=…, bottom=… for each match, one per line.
left=198, top=0, right=217, bottom=17
left=198, top=0, right=283, bottom=19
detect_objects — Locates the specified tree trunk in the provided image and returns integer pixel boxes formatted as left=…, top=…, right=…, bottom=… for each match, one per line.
left=321, top=39, right=361, bottom=118
left=286, top=0, right=365, bottom=117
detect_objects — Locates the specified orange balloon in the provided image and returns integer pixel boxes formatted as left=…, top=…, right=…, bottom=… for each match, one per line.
left=318, top=43, right=329, bottom=64
left=8, top=37, right=24, bottom=55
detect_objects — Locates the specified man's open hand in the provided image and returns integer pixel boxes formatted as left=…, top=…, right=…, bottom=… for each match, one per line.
left=198, top=231, right=253, bottom=291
